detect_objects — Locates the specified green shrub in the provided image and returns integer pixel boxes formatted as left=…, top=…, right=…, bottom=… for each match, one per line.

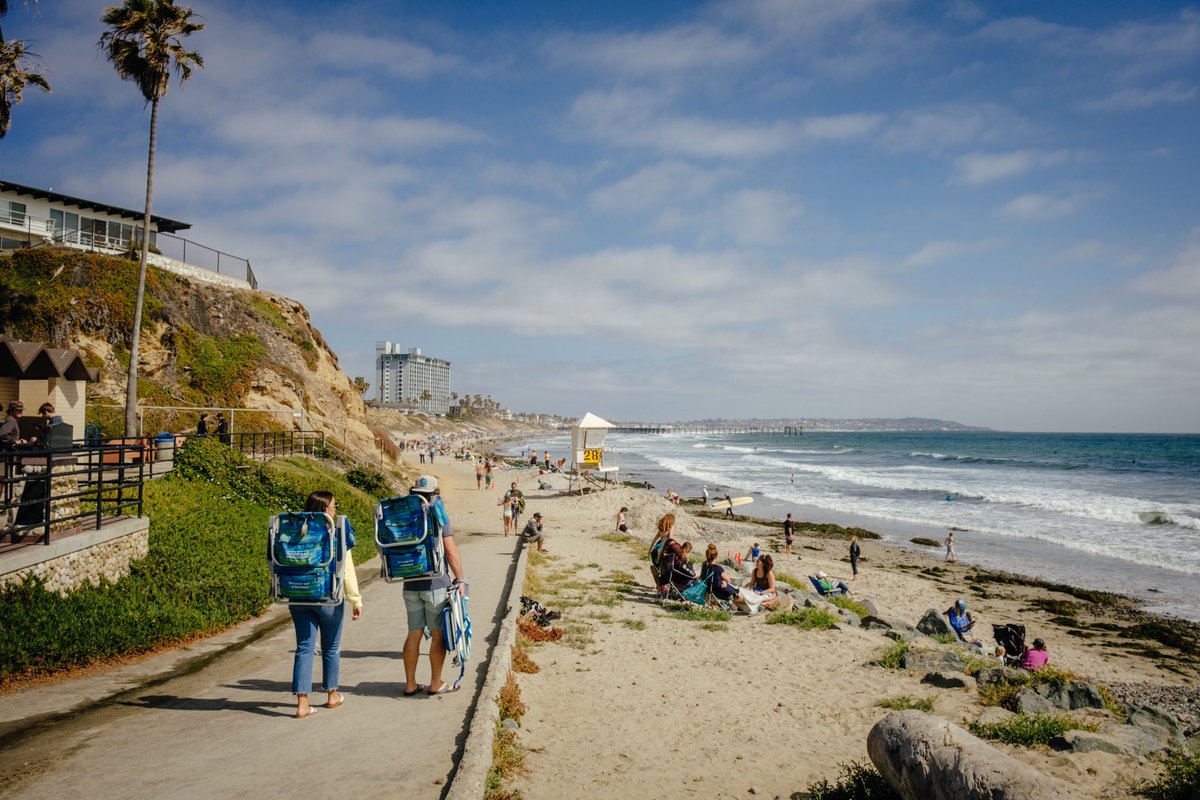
left=875, top=641, right=909, bottom=670
left=797, top=761, right=900, bottom=800
left=344, top=466, right=390, bottom=496
left=828, top=595, right=871, bottom=618
left=930, top=633, right=958, bottom=645
left=877, top=695, right=935, bottom=712
left=766, top=607, right=838, bottom=629
left=1137, top=749, right=1200, bottom=800
left=969, top=713, right=1096, bottom=748
left=0, top=452, right=379, bottom=685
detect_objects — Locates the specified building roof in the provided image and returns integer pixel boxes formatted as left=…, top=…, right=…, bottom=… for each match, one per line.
left=0, top=339, right=100, bottom=382
left=0, top=180, right=191, bottom=234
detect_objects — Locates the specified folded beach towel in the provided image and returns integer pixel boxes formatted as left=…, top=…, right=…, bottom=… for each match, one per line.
left=737, top=588, right=766, bottom=614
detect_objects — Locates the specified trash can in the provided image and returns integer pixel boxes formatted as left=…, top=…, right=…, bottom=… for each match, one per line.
left=155, top=432, right=175, bottom=462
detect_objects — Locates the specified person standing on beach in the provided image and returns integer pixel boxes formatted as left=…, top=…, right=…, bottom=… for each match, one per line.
left=475, top=462, right=484, bottom=490
left=544, top=451, right=551, bottom=471
left=944, top=531, right=957, bottom=562
left=849, top=535, right=861, bottom=580
left=783, top=513, right=795, bottom=555
left=702, top=486, right=709, bottom=505
left=724, top=491, right=734, bottom=519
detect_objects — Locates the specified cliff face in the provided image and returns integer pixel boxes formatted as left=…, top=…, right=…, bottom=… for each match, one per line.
left=1, top=248, right=378, bottom=464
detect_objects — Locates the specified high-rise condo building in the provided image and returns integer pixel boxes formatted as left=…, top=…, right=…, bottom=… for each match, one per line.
left=375, top=342, right=451, bottom=415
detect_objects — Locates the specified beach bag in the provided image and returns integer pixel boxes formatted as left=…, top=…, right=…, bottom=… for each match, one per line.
left=268, top=512, right=353, bottom=606
left=681, top=580, right=708, bottom=606
left=376, top=493, right=448, bottom=583
left=649, top=539, right=666, bottom=566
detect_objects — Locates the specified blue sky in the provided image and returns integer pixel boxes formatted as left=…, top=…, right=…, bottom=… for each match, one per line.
left=3, top=0, right=1199, bottom=431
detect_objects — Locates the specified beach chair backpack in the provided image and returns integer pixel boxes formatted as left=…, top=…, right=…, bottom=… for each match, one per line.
left=375, top=493, right=448, bottom=583
left=268, top=512, right=354, bottom=606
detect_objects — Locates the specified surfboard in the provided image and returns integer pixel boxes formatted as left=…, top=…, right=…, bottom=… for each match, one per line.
left=709, top=496, right=754, bottom=510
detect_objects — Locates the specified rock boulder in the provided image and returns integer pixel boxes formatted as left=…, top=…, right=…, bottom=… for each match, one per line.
left=901, top=649, right=965, bottom=673
left=868, top=711, right=1082, bottom=800
left=916, top=608, right=956, bottom=638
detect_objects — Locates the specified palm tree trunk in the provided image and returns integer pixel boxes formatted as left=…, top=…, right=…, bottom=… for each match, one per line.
left=124, top=95, right=158, bottom=436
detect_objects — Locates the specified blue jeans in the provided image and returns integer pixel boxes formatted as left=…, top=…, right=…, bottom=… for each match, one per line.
left=289, top=603, right=345, bottom=694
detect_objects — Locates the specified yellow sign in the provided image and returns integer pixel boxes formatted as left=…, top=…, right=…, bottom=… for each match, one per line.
left=583, top=448, right=604, bottom=464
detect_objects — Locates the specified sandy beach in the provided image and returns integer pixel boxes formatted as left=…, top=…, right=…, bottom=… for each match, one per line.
left=423, top=457, right=1199, bottom=799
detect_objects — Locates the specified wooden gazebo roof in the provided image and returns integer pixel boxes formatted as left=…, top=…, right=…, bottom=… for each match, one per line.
left=0, top=339, right=100, bottom=382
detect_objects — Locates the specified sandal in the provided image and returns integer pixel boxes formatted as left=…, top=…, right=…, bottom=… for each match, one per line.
left=326, top=692, right=345, bottom=709
left=427, top=684, right=459, bottom=696
left=402, top=685, right=426, bottom=697
left=295, top=706, right=319, bottom=719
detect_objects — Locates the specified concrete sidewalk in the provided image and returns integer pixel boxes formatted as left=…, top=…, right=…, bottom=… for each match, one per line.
left=0, top=466, right=523, bottom=800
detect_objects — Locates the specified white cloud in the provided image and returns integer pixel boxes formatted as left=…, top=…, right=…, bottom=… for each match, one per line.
left=902, top=239, right=996, bottom=269
left=308, top=33, right=460, bottom=80
left=799, top=113, right=886, bottom=140
left=996, top=187, right=1101, bottom=221
left=1081, top=81, right=1197, bottom=112
left=1131, top=233, right=1200, bottom=300
left=543, top=25, right=758, bottom=76
left=879, top=104, right=1028, bottom=153
left=589, top=161, right=731, bottom=213
left=953, top=149, right=1072, bottom=185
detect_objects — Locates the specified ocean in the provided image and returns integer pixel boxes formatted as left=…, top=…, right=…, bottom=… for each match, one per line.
left=507, top=431, right=1200, bottom=622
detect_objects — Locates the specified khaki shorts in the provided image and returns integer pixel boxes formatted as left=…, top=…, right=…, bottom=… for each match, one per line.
left=404, top=587, right=448, bottom=632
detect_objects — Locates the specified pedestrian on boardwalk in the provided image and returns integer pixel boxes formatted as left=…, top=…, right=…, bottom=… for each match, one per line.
left=402, top=476, right=466, bottom=696
left=484, top=463, right=494, bottom=489
left=289, top=491, right=362, bottom=718
left=499, top=492, right=514, bottom=536
left=475, top=462, right=484, bottom=490
left=849, top=535, right=861, bottom=580
left=214, top=413, right=230, bottom=446
left=505, top=481, right=525, bottom=530
left=783, top=513, right=795, bottom=555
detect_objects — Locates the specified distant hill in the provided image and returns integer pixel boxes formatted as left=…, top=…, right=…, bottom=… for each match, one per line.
left=683, top=417, right=991, bottom=432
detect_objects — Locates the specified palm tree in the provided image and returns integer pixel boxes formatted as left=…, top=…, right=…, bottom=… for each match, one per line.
left=0, top=38, right=48, bottom=138
left=99, top=0, right=203, bottom=435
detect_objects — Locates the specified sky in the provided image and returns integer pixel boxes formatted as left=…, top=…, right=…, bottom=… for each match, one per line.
left=3, top=0, right=1199, bottom=432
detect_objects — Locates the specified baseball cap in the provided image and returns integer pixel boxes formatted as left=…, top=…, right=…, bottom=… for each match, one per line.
left=412, top=475, right=439, bottom=493
left=956, top=599, right=966, bottom=610
left=816, top=571, right=827, bottom=579
left=533, top=512, right=542, bottom=518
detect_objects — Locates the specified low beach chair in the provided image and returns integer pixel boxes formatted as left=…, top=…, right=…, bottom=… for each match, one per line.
left=809, top=575, right=850, bottom=597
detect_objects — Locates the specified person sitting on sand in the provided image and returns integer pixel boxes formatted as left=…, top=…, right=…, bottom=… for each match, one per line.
left=668, top=542, right=696, bottom=588
left=1020, top=638, right=1049, bottom=671
left=814, top=571, right=851, bottom=596
left=944, top=599, right=976, bottom=641
left=615, top=507, right=629, bottom=533
left=993, top=645, right=1007, bottom=665
left=649, top=513, right=675, bottom=566
left=737, top=554, right=779, bottom=611
left=700, top=544, right=738, bottom=602
left=744, top=542, right=761, bottom=565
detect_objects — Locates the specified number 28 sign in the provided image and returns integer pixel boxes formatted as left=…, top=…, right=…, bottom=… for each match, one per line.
left=583, top=448, right=604, bottom=464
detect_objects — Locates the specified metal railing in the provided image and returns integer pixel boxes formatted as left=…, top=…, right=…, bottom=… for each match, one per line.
left=3, top=212, right=257, bottom=290
left=2, top=441, right=146, bottom=546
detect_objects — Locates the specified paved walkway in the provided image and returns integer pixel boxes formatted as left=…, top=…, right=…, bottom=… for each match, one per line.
left=0, top=462, right=522, bottom=800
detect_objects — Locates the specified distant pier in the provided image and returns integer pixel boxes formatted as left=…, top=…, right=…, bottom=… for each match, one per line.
left=612, top=423, right=802, bottom=435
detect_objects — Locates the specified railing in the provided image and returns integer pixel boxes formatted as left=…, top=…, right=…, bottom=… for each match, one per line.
left=3, top=212, right=257, bottom=291
left=2, top=441, right=146, bottom=546
left=155, top=232, right=258, bottom=290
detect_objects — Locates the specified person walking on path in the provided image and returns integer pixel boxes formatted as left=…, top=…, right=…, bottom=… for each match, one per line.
left=944, top=531, right=957, bottom=562
left=289, top=491, right=362, bottom=718
left=402, top=475, right=465, bottom=697
left=475, top=462, right=484, bottom=490
left=484, top=463, right=494, bottom=489
left=196, top=413, right=208, bottom=437
left=783, top=513, right=795, bottom=555
left=505, top=481, right=525, bottom=531
left=499, top=492, right=514, bottom=537
left=520, top=512, right=548, bottom=553
left=849, top=535, right=861, bottom=580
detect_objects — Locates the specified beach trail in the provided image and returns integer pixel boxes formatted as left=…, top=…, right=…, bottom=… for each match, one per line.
left=0, top=459, right=518, bottom=800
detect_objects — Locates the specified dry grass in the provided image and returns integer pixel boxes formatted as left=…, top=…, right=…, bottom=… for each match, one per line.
left=498, top=671, right=527, bottom=722
left=512, top=642, right=540, bottom=674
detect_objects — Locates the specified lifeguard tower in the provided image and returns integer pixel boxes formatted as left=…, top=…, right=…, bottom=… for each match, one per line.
left=568, top=412, right=618, bottom=493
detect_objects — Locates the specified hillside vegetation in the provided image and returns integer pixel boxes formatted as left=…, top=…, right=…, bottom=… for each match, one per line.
left=0, top=438, right=389, bottom=686
left=0, top=247, right=378, bottom=461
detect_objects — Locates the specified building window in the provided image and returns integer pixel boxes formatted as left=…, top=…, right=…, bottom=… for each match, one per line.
left=1, top=200, right=27, bottom=226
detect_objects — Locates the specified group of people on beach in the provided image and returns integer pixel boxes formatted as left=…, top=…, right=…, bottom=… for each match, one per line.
left=942, top=598, right=1051, bottom=670
left=285, top=476, right=467, bottom=719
